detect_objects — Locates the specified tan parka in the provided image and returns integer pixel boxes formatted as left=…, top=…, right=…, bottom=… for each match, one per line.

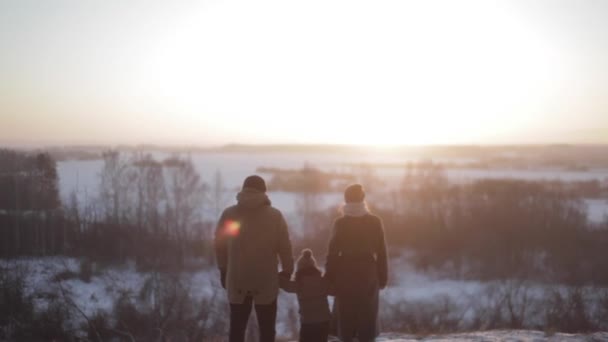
left=215, top=188, right=294, bottom=304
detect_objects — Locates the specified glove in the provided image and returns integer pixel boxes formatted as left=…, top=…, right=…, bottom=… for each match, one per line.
left=379, top=276, right=387, bottom=290
left=220, top=269, right=227, bottom=289
left=324, top=275, right=337, bottom=296
left=278, top=270, right=292, bottom=279
left=378, top=269, right=387, bottom=290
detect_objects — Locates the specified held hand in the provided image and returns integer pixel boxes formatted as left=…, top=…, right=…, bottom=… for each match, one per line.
left=220, top=269, right=227, bottom=289
left=378, top=270, right=387, bottom=290
left=322, top=273, right=337, bottom=296
left=379, top=278, right=387, bottom=290
left=278, top=270, right=292, bottom=279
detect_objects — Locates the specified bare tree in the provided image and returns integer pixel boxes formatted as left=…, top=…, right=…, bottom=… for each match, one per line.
left=99, top=151, right=135, bottom=224
left=164, top=155, right=205, bottom=262
left=132, top=153, right=166, bottom=233
left=208, top=169, right=229, bottom=220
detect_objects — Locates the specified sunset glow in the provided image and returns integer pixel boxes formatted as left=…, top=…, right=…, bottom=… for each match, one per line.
left=1, top=0, right=607, bottom=146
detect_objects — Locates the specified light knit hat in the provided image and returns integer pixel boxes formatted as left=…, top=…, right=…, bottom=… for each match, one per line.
left=296, top=249, right=318, bottom=271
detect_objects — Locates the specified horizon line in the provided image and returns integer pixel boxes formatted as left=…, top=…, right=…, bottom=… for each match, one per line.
left=3, top=141, right=608, bottom=152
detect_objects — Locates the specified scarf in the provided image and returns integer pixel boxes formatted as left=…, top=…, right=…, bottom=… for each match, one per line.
left=342, top=202, right=369, bottom=217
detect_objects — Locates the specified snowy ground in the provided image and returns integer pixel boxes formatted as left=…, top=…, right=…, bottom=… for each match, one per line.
left=373, top=330, right=608, bottom=341
left=4, top=255, right=486, bottom=320
left=2, top=257, right=219, bottom=318
left=5, top=256, right=608, bottom=340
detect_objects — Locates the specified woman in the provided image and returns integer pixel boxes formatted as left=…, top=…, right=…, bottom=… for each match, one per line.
left=326, top=184, right=388, bottom=342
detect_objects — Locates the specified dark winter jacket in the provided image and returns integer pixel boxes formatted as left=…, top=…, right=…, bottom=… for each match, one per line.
left=279, top=268, right=331, bottom=324
left=214, top=188, right=294, bottom=304
left=326, top=213, right=388, bottom=341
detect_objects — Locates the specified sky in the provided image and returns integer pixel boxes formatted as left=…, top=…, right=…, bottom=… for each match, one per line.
left=1, top=0, right=607, bottom=147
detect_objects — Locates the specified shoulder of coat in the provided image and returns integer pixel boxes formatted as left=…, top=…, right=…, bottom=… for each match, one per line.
left=333, top=216, right=346, bottom=226
left=266, top=205, right=284, bottom=217
left=367, top=213, right=382, bottom=225
left=257, top=206, right=285, bottom=224
left=222, top=205, right=239, bottom=216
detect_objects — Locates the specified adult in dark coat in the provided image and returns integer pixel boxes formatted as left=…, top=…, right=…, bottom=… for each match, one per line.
left=326, top=184, right=388, bottom=342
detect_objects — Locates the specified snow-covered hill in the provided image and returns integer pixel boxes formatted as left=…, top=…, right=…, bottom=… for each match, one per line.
left=5, top=257, right=608, bottom=341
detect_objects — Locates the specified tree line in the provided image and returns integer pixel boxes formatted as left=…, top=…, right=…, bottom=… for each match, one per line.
left=2, top=150, right=608, bottom=284
left=380, top=162, right=608, bottom=285
left=0, top=150, right=221, bottom=269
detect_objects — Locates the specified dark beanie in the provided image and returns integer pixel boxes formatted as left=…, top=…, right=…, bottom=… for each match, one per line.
left=344, top=184, right=365, bottom=203
left=243, top=175, right=267, bottom=192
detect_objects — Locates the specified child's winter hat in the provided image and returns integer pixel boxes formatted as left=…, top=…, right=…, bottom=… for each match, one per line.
left=296, top=249, right=318, bottom=271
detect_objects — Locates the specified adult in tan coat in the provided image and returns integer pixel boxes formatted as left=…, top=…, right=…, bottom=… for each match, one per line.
left=326, top=184, right=388, bottom=342
left=215, top=175, right=294, bottom=342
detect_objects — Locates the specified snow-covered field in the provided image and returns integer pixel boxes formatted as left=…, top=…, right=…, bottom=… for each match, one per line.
left=585, top=198, right=608, bottom=224
left=56, top=151, right=608, bottom=224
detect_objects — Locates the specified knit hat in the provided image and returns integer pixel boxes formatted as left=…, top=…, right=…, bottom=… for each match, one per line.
left=344, top=184, right=365, bottom=203
left=296, top=249, right=318, bottom=271
left=242, top=175, right=267, bottom=192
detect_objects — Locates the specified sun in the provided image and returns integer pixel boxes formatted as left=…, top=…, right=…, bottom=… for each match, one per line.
left=133, top=0, right=571, bottom=146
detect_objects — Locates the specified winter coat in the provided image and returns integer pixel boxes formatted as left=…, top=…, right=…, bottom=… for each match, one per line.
left=215, top=188, right=294, bottom=305
left=279, top=269, right=331, bottom=324
left=326, top=213, right=388, bottom=341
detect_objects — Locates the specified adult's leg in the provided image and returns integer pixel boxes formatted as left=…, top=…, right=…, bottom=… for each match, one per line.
left=299, top=323, right=312, bottom=342
left=230, top=296, right=253, bottom=342
left=254, top=299, right=277, bottom=342
left=336, top=295, right=357, bottom=342
left=317, top=321, right=330, bottom=342
left=357, top=288, right=379, bottom=342
left=302, top=322, right=329, bottom=342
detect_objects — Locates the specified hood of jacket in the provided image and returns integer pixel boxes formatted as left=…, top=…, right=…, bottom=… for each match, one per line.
left=236, top=187, right=271, bottom=209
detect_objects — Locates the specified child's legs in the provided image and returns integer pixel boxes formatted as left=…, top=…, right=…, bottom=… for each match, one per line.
left=300, top=321, right=329, bottom=342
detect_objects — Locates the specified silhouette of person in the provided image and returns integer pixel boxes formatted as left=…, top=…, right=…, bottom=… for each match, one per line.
left=279, top=248, right=331, bottom=342
left=325, top=184, right=388, bottom=342
left=215, top=175, right=294, bottom=342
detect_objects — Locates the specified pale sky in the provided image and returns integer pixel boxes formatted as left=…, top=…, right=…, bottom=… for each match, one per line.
left=1, top=0, right=607, bottom=146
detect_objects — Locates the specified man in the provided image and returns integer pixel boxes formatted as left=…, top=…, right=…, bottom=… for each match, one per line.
left=215, top=175, right=294, bottom=342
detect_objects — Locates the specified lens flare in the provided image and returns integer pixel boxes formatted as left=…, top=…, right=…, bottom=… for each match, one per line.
left=224, top=220, right=241, bottom=237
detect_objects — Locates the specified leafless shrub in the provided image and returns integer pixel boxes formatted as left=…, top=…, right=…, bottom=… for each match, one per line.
left=380, top=295, right=464, bottom=334
left=111, top=272, right=229, bottom=341
left=466, top=279, right=540, bottom=330
left=544, top=287, right=596, bottom=332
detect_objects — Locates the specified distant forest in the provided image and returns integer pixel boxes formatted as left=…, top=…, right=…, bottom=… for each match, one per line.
left=40, top=144, right=608, bottom=169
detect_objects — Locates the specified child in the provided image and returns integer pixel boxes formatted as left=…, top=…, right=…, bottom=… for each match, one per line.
left=279, top=249, right=331, bottom=342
